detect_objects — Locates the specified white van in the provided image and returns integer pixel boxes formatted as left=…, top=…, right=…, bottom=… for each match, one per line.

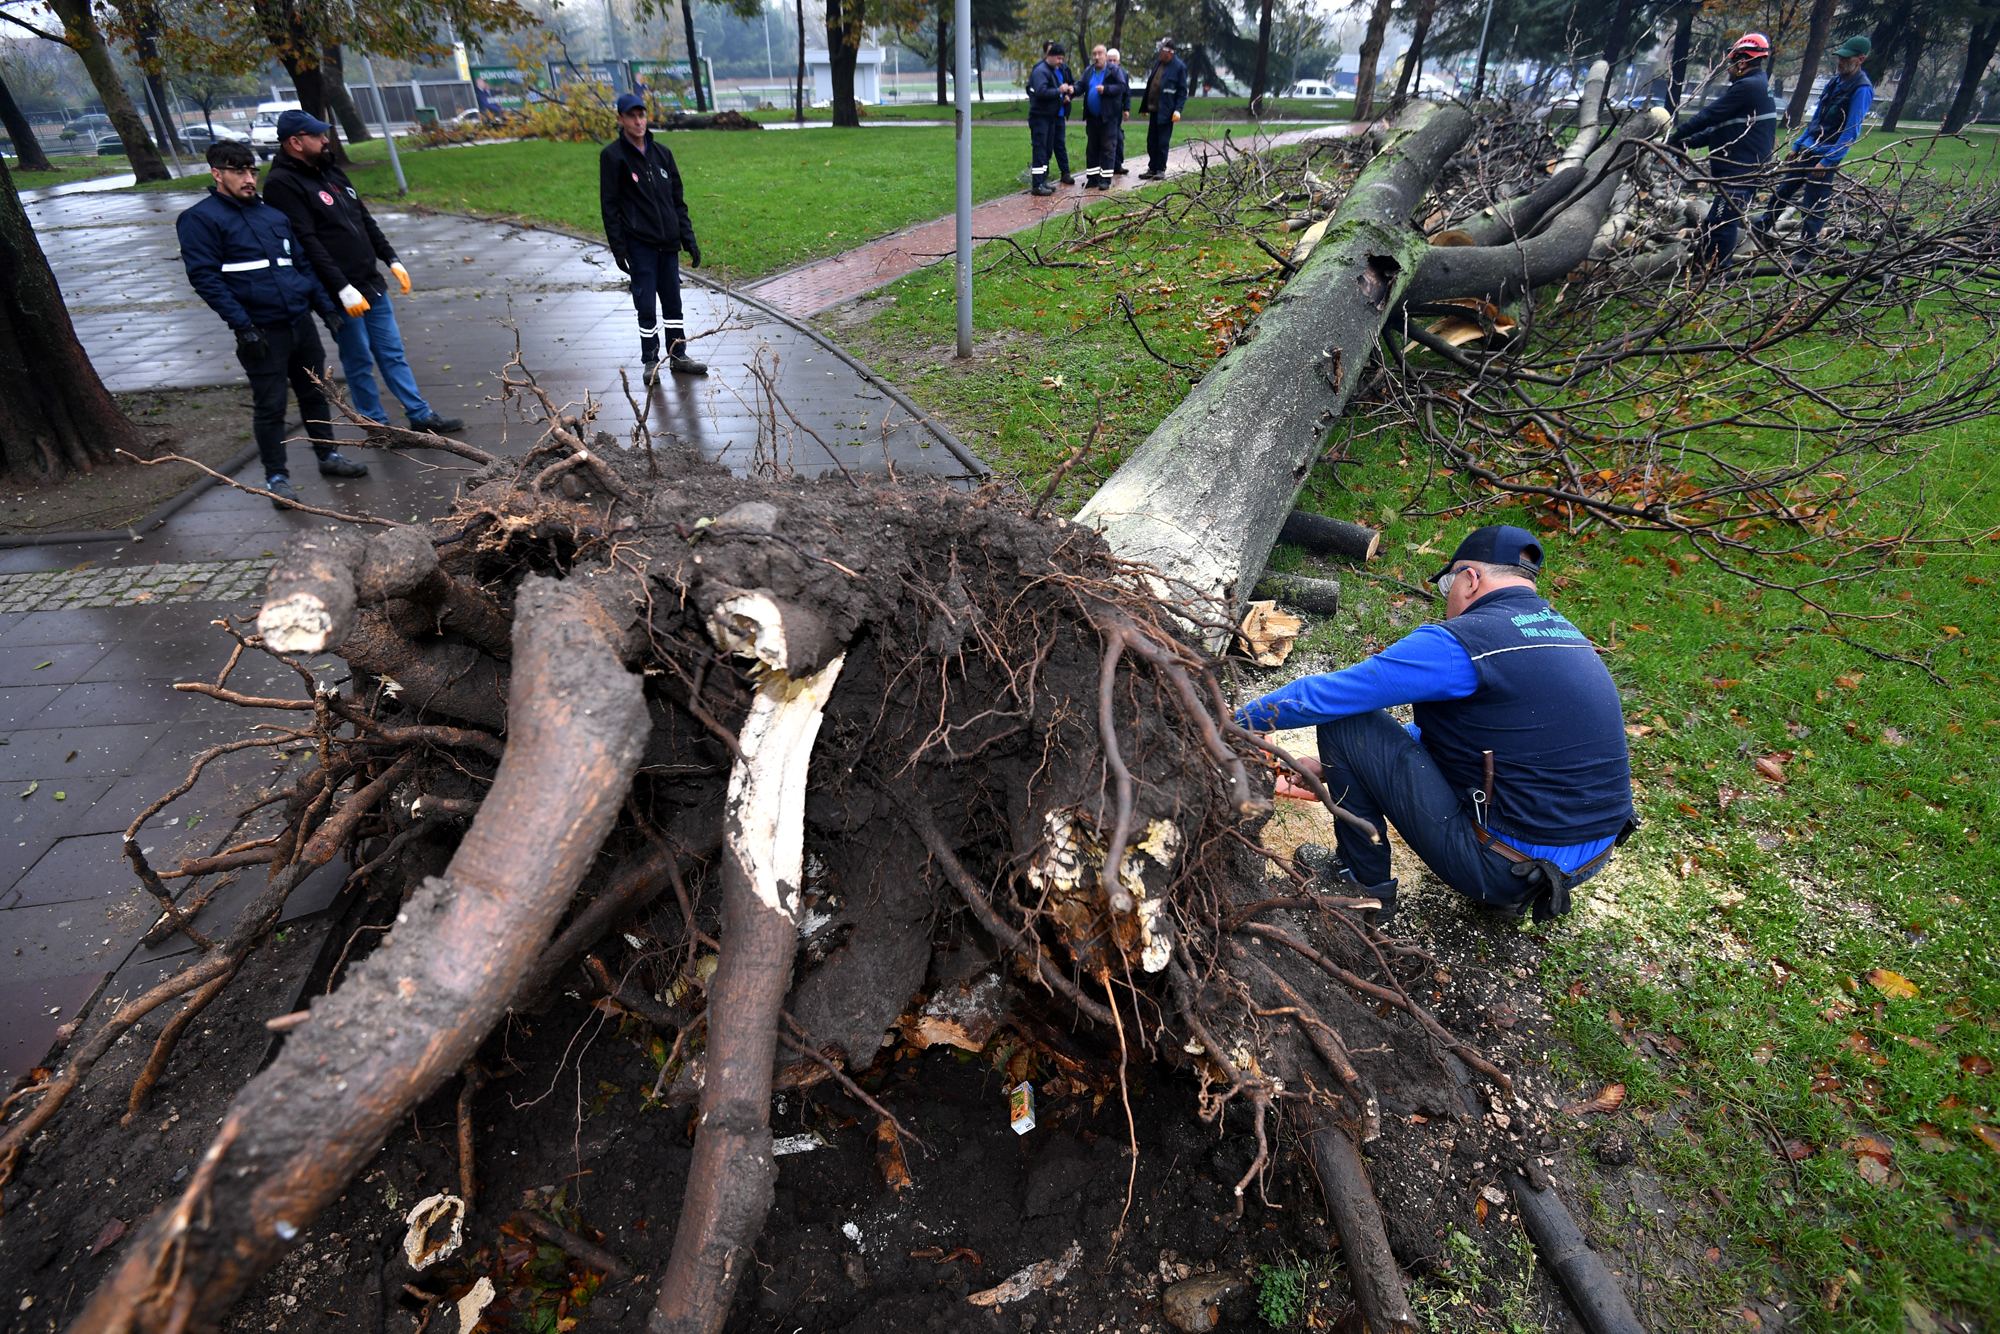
left=1285, top=79, right=1336, bottom=99
left=248, top=100, right=303, bottom=158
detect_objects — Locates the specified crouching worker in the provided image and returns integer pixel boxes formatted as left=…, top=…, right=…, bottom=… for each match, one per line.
left=1236, top=525, right=1635, bottom=925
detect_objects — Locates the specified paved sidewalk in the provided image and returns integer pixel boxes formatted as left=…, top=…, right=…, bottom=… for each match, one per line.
left=747, top=122, right=1359, bottom=316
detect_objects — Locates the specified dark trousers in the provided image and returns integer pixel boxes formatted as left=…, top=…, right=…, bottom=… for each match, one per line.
left=237, top=313, right=334, bottom=481
left=1315, top=710, right=1609, bottom=909
left=1762, top=161, right=1837, bottom=241
left=1029, top=115, right=1061, bottom=184
left=1146, top=117, right=1174, bottom=174
left=1699, top=181, right=1753, bottom=269
left=1084, top=114, right=1115, bottom=181
left=628, top=244, right=685, bottom=364
left=1113, top=118, right=1127, bottom=171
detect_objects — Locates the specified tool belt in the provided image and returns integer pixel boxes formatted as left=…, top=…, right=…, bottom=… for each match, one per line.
left=1468, top=749, right=1635, bottom=922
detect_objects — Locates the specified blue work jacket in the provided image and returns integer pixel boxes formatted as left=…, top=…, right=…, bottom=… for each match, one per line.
left=177, top=188, right=336, bottom=332
left=1795, top=71, right=1873, bottom=165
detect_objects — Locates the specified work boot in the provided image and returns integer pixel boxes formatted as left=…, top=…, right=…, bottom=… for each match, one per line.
left=316, top=452, right=368, bottom=479
left=1295, top=844, right=1398, bottom=927
left=669, top=347, right=708, bottom=376
left=266, top=475, right=300, bottom=509
left=1060, top=173, right=1074, bottom=185
left=1031, top=183, right=1055, bottom=196
left=643, top=360, right=662, bottom=388
left=410, top=414, right=465, bottom=432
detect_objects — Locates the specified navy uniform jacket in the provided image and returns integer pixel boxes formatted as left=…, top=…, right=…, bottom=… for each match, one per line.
left=1141, top=55, right=1189, bottom=124
left=1670, top=69, right=1777, bottom=176
left=1026, top=60, right=1068, bottom=118
left=262, top=150, right=399, bottom=300
left=177, top=188, right=337, bottom=332
left=599, top=130, right=696, bottom=261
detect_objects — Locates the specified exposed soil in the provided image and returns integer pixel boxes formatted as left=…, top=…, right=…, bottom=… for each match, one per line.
left=0, top=387, right=256, bottom=537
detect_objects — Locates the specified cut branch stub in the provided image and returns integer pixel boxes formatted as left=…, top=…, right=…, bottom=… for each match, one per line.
left=73, top=574, right=650, bottom=1331
left=259, top=526, right=447, bottom=654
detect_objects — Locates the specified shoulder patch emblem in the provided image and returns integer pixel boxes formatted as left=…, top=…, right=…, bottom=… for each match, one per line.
left=318, top=190, right=336, bottom=205
left=631, top=171, right=639, bottom=182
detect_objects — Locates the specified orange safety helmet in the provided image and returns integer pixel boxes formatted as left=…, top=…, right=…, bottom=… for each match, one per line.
left=1729, top=32, right=1771, bottom=61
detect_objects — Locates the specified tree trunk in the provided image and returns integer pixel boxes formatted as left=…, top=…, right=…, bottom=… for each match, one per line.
left=1668, top=0, right=1696, bottom=112
left=795, top=0, right=807, bottom=122
left=1110, top=0, right=1128, bottom=50
left=1865, top=4, right=1911, bottom=86
left=1250, top=0, right=1274, bottom=109
left=1880, top=20, right=1927, bottom=130
left=1077, top=102, right=1472, bottom=620
left=1392, top=0, right=1437, bottom=104
left=1350, top=0, right=1394, bottom=120
left=0, top=156, right=148, bottom=481
left=681, top=0, right=709, bottom=111
left=48, top=0, right=168, bottom=182
left=937, top=0, right=949, bottom=105
left=1942, top=17, right=2000, bottom=133
left=1598, top=0, right=1636, bottom=75
left=0, top=68, right=54, bottom=171
left=281, top=56, right=349, bottom=164
left=827, top=0, right=865, bottom=127
left=324, top=45, right=373, bottom=142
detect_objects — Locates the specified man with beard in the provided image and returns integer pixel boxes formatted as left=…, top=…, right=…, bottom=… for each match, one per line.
left=262, top=109, right=463, bottom=436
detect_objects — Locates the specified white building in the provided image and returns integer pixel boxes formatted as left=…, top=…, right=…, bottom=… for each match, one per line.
left=805, top=47, right=886, bottom=105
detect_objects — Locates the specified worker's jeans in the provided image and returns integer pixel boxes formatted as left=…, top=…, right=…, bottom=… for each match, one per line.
left=1315, top=710, right=1575, bottom=911
left=628, top=244, right=686, bottom=364
left=1146, top=117, right=1174, bottom=173
left=237, top=313, right=335, bottom=481
left=1699, top=181, right=1754, bottom=268
left=1763, top=161, right=1836, bottom=241
left=332, top=291, right=434, bottom=426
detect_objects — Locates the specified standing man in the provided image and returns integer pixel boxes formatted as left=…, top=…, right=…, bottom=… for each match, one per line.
left=1081, top=45, right=1128, bottom=189
left=1107, top=48, right=1132, bottom=177
left=600, top=92, right=707, bottom=382
left=1137, top=38, right=1188, bottom=180
left=1237, top=526, right=1634, bottom=925
left=178, top=140, right=363, bottom=508
left=1758, top=36, right=1873, bottom=251
left=262, top=109, right=463, bottom=437
left=1025, top=44, right=1074, bottom=197
left=1667, top=32, right=1777, bottom=271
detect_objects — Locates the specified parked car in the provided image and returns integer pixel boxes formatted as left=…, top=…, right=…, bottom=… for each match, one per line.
left=249, top=101, right=303, bottom=158
left=184, top=124, right=252, bottom=151
left=1284, top=79, right=1336, bottom=99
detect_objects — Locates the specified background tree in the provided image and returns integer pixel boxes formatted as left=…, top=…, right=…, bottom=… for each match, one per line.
left=2, top=0, right=169, bottom=180
left=0, top=154, right=146, bottom=481
left=0, top=64, right=55, bottom=169
left=1392, top=0, right=1439, bottom=102
left=825, top=0, right=865, bottom=124
left=1941, top=5, right=2000, bottom=130
left=177, top=69, right=262, bottom=136
left=323, top=44, right=373, bottom=141
left=1351, top=0, right=1394, bottom=116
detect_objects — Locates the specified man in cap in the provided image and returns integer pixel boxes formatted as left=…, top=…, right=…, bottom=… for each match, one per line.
left=178, top=139, right=361, bottom=508
left=600, top=92, right=706, bottom=382
left=1026, top=43, right=1075, bottom=196
left=1137, top=37, right=1188, bottom=179
left=1667, top=32, right=1778, bottom=270
left=262, top=108, right=463, bottom=438
left=1757, top=37, right=1873, bottom=252
left=1237, top=525, right=1635, bottom=924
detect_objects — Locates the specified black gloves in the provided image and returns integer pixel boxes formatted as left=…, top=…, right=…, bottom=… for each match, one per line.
left=612, top=251, right=631, bottom=274
left=235, top=327, right=270, bottom=359
left=320, top=307, right=346, bottom=337
left=684, top=240, right=701, bottom=268
left=1509, top=856, right=1574, bottom=923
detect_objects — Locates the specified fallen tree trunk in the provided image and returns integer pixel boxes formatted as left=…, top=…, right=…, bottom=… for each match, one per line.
left=1307, top=1116, right=1417, bottom=1333
left=73, top=575, right=649, bottom=1331
left=1076, top=101, right=1473, bottom=624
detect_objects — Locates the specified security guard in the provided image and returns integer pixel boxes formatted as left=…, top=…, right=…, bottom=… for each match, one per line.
left=1758, top=36, right=1874, bottom=250
left=1237, top=525, right=1635, bottom=924
left=600, top=91, right=706, bottom=383
left=1668, top=32, right=1778, bottom=269
left=178, top=139, right=360, bottom=509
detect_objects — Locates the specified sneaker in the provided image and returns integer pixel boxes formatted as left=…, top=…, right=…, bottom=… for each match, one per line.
left=669, top=355, right=708, bottom=376
left=267, top=475, right=300, bottom=509
left=643, top=360, right=661, bottom=388
left=316, top=452, right=369, bottom=478
left=409, top=414, right=465, bottom=433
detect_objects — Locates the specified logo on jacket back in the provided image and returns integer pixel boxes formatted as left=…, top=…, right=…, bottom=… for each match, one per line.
left=318, top=190, right=335, bottom=205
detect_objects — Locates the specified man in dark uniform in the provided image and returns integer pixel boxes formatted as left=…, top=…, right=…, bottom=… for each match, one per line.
left=1137, top=37, right=1188, bottom=180
left=1668, top=32, right=1778, bottom=270
left=178, top=140, right=362, bottom=509
left=1026, top=44, right=1074, bottom=196
left=262, top=109, right=462, bottom=436
left=1107, top=47, right=1132, bottom=177
left=1758, top=36, right=1873, bottom=251
left=1237, top=525, right=1635, bottom=925
left=1081, top=44, right=1129, bottom=189
left=600, top=91, right=706, bottom=384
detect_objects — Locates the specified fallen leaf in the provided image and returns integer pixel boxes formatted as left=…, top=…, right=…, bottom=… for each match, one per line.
left=1846, top=1135, right=1893, bottom=1165
left=1567, top=979, right=1589, bottom=1002
left=1676, top=802, right=1703, bottom=819
left=1475, top=1195, right=1490, bottom=1224
left=17, top=781, right=36, bottom=798
left=1666, top=556, right=1684, bottom=576
left=1487, top=1002, right=1518, bottom=1030
left=1838, top=1032, right=1890, bottom=1066
left=1881, top=726, right=1908, bottom=746
left=1810, top=1067, right=1842, bottom=1094
left=1657, top=1033, right=1687, bottom=1055
left=1753, top=756, right=1787, bottom=783
left=1976, top=1126, right=2000, bottom=1155
left=1961, top=1054, right=1995, bottom=1076
left=1833, top=674, right=1864, bottom=689
left=1866, top=969, right=1919, bottom=1000
left=1912, top=1123, right=1954, bottom=1153
left=1625, top=724, right=1654, bottom=737
left=1705, top=1247, right=1721, bottom=1263
left=1751, top=1041, right=1776, bottom=1065
left=1561, top=1083, right=1626, bottom=1117
left=88, top=1218, right=127, bottom=1258
left=1891, top=1033, right=1941, bottom=1055
left=1779, top=1138, right=1815, bottom=1161
left=875, top=1117, right=913, bottom=1191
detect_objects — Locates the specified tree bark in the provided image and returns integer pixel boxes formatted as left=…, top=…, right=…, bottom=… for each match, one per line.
left=0, top=68, right=54, bottom=171
left=73, top=575, right=650, bottom=1333
left=795, top=0, right=807, bottom=123
left=827, top=0, right=865, bottom=126
left=1277, top=511, right=1379, bottom=561
left=1668, top=0, right=1696, bottom=112
left=1942, top=17, right=2000, bottom=133
left=937, top=0, right=950, bottom=105
left=0, top=156, right=147, bottom=481
left=1251, top=0, right=1275, bottom=110
left=681, top=0, right=709, bottom=111
left=1306, top=1116, right=1417, bottom=1333
left=1350, top=0, right=1395, bottom=121
left=1786, top=0, right=1837, bottom=125
left=1879, top=20, right=1927, bottom=131
left=1455, top=59, right=1605, bottom=245
left=324, top=45, right=373, bottom=142
left=1391, top=0, right=1436, bottom=105
left=48, top=0, right=168, bottom=182
left=1110, top=0, right=1128, bottom=50
left=1076, top=102, right=1473, bottom=621
left=1598, top=0, right=1637, bottom=84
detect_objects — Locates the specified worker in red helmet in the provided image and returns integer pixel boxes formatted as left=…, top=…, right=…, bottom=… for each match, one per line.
left=1668, top=32, right=1778, bottom=270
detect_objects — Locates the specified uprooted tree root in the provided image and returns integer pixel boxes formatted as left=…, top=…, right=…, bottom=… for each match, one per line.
left=0, top=369, right=1534, bottom=1334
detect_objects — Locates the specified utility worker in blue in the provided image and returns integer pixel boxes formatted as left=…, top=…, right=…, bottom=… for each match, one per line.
left=1758, top=36, right=1873, bottom=250
left=601, top=92, right=706, bottom=384
left=1026, top=44, right=1075, bottom=196
left=1137, top=38, right=1189, bottom=179
left=1668, top=32, right=1777, bottom=270
left=1082, top=45, right=1130, bottom=190
left=1237, top=526, right=1635, bottom=925
left=178, top=139, right=361, bottom=510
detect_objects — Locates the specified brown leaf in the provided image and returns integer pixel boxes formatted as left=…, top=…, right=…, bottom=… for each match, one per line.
left=1913, top=1123, right=1954, bottom=1154
left=1704, top=1247, right=1722, bottom=1264
left=88, top=1218, right=127, bottom=1259
left=1676, top=802, right=1703, bottom=820
left=1832, top=674, right=1864, bottom=689
left=1561, top=1083, right=1627, bottom=1117
left=1567, top=979, right=1590, bottom=1002
left=1865, top=969, right=1919, bottom=1000
left=1810, top=1066, right=1843, bottom=1094
left=1475, top=1194, right=1490, bottom=1224
left=1880, top=726, right=1907, bottom=746
left=1657, top=1033, right=1687, bottom=1055
left=1625, top=723, right=1655, bottom=737
left=1487, top=1002, right=1518, bottom=1030
left=1976, top=1126, right=2000, bottom=1155
left=874, top=1118, right=913, bottom=1191
left=1846, top=1135, right=1894, bottom=1166
left=1958, top=1054, right=1993, bottom=1076
left=1779, top=1138, right=1815, bottom=1161
left=1666, top=557, right=1684, bottom=576
left=1751, top=1041, right=1777, bottom=1065
left=1753, top=756, right=1787, bottom=783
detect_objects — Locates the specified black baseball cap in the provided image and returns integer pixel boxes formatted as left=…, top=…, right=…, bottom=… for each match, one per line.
left=1430, top=524, right=1545, bottom=582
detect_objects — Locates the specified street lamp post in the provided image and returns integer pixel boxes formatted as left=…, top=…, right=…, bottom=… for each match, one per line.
left=953, top=0, right=972, bottom=357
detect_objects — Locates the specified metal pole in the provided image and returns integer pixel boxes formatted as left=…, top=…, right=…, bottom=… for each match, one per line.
left=145, top=80, right=186, bottom=177
left=953, top=0, right=972, bottom=358
left=360, top=51, right=407, bottom=193
left=1471, top=0, right=1497, bottom=98
left=764, top=3, right=774, bottom=82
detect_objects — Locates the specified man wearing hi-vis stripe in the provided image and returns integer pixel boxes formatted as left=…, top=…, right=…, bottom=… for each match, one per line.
left=600, top=92, right=707, bottom=384
left=178, top=139, right=366, bottom=510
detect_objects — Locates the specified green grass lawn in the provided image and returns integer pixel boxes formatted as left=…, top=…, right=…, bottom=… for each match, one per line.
left=7, top=153, right=140, bottom=183
left=838, top=170, right=2000, bottom=1332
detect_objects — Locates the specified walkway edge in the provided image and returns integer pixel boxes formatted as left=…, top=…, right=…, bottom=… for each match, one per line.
left=0, top=445, right=260, bottom=550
